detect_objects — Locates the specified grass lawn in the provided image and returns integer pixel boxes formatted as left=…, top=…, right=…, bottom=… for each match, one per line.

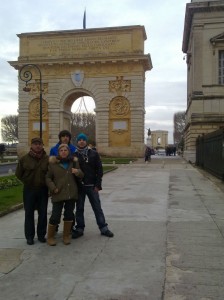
left=0, top=185, right=23, bottom=214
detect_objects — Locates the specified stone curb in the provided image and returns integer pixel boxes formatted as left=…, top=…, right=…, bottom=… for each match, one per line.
left=0, top=203, right=23, bottom=218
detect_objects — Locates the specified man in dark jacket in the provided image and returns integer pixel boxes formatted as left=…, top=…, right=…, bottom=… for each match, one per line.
left=15, top=137, right=49, bottom=245
left=72, top=133, right=114, bottom=238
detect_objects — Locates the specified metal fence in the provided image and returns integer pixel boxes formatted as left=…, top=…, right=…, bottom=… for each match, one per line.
left=196, top=128, right=224, bottom=180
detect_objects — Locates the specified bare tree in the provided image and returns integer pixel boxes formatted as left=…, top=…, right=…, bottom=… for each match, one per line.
left=1, top=115, right=18, bottom=143
left=173, top=111, right=186, bottom=148
left=71, top=112, right=96, bottom=144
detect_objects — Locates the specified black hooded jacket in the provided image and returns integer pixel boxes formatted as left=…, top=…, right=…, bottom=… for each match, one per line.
left=74, top=148, right=103, bottom=190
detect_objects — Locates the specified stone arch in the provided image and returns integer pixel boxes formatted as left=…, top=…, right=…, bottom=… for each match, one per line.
left=59, top=89, right=97, bottom=142
left=151, top=130, right=168, bottom=149
left=9, top=25, right=152, bottom=157
left=60, top=89, right=96, bottom=112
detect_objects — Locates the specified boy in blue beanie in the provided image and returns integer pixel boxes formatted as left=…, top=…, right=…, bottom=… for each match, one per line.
left=72, top=133, right=114, bottom=238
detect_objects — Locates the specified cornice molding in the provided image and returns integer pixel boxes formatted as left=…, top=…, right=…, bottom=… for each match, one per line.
left=8, top=54, right=152, bottom=72
left=182, top=1, right=224, bottom=53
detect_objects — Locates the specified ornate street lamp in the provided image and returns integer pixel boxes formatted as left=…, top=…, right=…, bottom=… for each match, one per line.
left=19, top=64, right=43, bottom=139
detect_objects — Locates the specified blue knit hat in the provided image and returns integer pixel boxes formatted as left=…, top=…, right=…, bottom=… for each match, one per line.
left=76, top=133, right=88, bottom=142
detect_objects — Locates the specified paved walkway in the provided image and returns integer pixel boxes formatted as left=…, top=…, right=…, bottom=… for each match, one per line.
left=0, top=156, right=224, bottom=300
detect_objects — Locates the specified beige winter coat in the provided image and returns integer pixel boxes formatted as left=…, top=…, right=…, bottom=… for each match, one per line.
left=46, top=156, right=84, bottom=202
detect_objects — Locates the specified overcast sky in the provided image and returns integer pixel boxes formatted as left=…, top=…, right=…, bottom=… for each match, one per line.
left=0, top=0, right=188, bottom=143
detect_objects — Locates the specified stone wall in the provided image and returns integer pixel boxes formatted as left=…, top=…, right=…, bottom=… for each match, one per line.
left=182, top=1, right=224, bottom=163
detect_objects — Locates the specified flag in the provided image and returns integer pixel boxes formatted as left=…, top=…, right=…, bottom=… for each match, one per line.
left=83, top=9, right=86, bottom=29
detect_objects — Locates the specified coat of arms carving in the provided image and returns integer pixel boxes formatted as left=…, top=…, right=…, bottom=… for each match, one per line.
left=71, top=71, right=84, bottom=87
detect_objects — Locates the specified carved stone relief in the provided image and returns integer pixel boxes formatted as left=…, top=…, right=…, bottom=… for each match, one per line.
left=109, top=76, right=131, bottom=95
left=26, top=82, right=48, bottom=95
left=30, top=98, right=48, bottom=118
left=110, top=96, right=130, bottom=116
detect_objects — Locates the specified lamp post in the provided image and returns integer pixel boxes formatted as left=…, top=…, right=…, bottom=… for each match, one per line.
left=19, top=64, right=43, bottom=139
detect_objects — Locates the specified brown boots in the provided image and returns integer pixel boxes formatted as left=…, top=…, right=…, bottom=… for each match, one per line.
left=63, top=221, right=73, bottom=245
left=47, top=224, right=57, bottom=246
left=47, top=221, right=73, bottom=246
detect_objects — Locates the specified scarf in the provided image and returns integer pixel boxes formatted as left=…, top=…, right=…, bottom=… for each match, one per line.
left=29, top=148, right=45, bottom=159
left=76, top=146, right=89, bottom=162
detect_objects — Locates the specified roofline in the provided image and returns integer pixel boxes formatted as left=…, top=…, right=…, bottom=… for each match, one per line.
left=182, top=1, right=224, bottom=53
left=17, top=25, right=147, bottom=41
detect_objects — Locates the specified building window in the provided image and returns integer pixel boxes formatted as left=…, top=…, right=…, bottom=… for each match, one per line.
left=219, top=50, right=224, bottom=84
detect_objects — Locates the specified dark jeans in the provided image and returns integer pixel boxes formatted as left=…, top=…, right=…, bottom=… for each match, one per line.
left=49, top=199, right=75, bottom=225
left=145, top=155, right=151, bottom=162
left=23, top=186, right=48, bottom=240
left=75, top=186, right=108, bottom=232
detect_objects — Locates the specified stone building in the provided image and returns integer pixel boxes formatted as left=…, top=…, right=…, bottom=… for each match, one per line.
left=182, top=0, right=224, bottom=162
left=150, top=130, right=168, bottom=149
left=9, top=26, right=152, bottom=157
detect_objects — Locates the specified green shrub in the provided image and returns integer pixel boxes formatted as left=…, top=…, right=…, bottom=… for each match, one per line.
left=0, top=175, right=22, bottom=190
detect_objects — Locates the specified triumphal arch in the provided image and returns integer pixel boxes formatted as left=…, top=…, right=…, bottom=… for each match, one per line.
left=9, top=25, right=152, bottom=157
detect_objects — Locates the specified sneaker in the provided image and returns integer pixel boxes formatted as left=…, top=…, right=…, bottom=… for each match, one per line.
left=27, top=239, right=34, bottom=245
left=72, top=230, right=84, bottom=239
left=101, top=230, right=114, bottom=238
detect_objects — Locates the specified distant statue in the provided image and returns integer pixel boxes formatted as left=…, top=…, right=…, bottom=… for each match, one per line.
left=147, top=128, right=151, bottom=136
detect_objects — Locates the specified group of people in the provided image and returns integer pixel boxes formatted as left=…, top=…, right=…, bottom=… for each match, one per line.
left=15, top=130, right=114, bottom=246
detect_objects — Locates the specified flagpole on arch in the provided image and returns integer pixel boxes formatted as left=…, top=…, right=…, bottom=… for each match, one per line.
left=83, top=8, right=86, bottom=29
